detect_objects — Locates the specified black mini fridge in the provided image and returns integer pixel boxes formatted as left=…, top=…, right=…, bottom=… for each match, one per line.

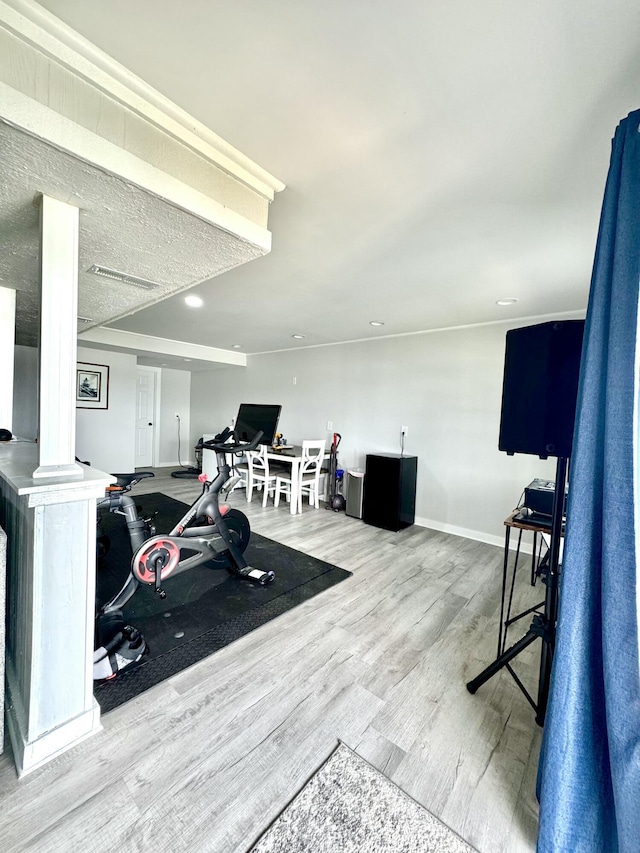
left=362, top=453, right=417, bottom=531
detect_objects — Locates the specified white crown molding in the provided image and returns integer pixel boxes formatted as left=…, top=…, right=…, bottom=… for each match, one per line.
left=250, top=309, right=587, bottom=355
left=0, top=0, right=285, bottom=200
left=0, top=82, right=272, bottom=254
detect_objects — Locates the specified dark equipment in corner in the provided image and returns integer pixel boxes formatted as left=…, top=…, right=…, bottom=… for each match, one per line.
left=521, top=478, right=568, bottom=522
left=467, top=319, right=585, bottom=726
left=325, top=433, right=345, bottom=512
left=171, top=436, right=204, bottom=479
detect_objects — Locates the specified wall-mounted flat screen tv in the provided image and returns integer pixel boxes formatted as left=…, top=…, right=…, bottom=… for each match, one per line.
left=235, top=403, right=282, bottom=446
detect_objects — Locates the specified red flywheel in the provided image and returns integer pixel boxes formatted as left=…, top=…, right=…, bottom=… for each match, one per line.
left=133, top=537, right=181, bottom=584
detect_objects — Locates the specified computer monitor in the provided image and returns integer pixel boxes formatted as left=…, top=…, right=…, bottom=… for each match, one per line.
left=235, top=403, right=282, bottom=446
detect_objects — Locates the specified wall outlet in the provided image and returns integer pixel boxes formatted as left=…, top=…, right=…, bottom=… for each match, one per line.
left=327, top=420, right=333, bottom=430
left=401, top=425, right=408, bottom=436
left=292, top=376, right=297, bottom=385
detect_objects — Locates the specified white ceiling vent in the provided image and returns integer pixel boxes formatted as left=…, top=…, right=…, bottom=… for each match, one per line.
left=87, top=265, right=161, bottom=290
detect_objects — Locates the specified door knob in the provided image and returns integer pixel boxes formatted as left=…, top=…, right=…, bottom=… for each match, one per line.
left=148, top=422, right=153, bottom=426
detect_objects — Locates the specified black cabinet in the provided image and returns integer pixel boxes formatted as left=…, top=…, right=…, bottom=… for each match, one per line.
left=362, top=454, right=417, bottom=531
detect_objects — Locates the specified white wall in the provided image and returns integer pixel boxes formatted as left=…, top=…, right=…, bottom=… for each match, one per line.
left=157, top=368, right=192, bottom=467
left=12, top=345, right=39, bottom=440
left=190, top=320, right=572, bottom=547
left=55, top=350, right=193, bottom=473
left=12, top=347, right=191, bottom=472
left=76, top=347, right=137, bottom=472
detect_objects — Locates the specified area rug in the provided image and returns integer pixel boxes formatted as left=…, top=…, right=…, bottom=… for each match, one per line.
left=94, top=493, right=351, bottom=712
left=249, top=743, right=476, bottom=853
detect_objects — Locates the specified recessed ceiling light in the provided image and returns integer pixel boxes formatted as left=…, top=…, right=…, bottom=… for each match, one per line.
left=496, top=298, right=519, bottom=306
left=184, top=358, right=192, bottom=362
left=292, top=334, right=306, bottom=339
left=231, top=344, right=242, bottom=349
left=184, top=295, right=203, bottom=308
left=369, top=321, right=385, bottom=327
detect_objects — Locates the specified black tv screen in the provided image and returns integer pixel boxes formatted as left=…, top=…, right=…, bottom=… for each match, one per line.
left=235, top=403, right=282, bottom=446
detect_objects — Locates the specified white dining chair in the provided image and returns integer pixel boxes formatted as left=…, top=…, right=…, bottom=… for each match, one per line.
left=274, top=439, right=326, bottom=513
left=232, top=451, right=252, bottom=493
left=247, top=444, right=287, bottom=507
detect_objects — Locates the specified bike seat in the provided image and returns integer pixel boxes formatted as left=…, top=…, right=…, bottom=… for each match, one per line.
left=110, top=471, right=155, bottom=490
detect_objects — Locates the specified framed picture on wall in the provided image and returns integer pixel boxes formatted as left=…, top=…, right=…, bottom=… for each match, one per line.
left=76, top=362, right=109, bottom=409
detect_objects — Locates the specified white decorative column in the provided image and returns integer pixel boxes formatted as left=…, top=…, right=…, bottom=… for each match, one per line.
left=0, top=286, right=16, bottom=432
left=1, top=445, right=114, bottom=776
left=0, top=194, right=115, bottom=777
left=33, top=195, right=82, bottom=479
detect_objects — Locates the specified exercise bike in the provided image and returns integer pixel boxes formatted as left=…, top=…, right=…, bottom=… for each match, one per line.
left=96, top=469, right=157, bottom=562
left=94, top=427, right=274, bottom=679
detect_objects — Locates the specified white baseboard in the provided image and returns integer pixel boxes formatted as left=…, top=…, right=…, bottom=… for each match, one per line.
left=414, top=515, right=539, bottom=556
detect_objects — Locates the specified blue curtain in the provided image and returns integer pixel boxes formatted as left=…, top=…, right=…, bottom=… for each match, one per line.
left=537, top=111, right=640, bottom=851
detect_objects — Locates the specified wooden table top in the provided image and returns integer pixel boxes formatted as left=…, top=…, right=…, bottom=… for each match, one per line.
left=504, top=509, right=556, bottom=534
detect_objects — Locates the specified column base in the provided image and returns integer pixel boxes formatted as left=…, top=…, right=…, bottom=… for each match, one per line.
left=5, top=664, right=102, bottom=778
left=32, top=462, right=84, bottom=480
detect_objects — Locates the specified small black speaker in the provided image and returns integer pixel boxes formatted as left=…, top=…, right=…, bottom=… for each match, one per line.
left=498, top=320, right=585, bottom=458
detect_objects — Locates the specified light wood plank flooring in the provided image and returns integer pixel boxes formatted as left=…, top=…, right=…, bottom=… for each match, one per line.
left=0, top=469, right=544, bottom=852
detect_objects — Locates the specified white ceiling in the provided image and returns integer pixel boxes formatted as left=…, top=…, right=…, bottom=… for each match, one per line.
left=26, top=2, right=640, bottom=356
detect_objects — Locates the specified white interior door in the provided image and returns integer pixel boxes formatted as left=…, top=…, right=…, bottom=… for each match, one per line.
left=135, top=367, right=157, bottom=468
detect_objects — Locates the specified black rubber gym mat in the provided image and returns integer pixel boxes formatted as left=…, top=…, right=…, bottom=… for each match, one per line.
left=94, top=493, right=351, bottom=712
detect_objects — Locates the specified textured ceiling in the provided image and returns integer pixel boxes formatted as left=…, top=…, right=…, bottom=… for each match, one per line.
left=0, top=120, right=264, bottom=346
left=13, top=2, right=640, bottom=355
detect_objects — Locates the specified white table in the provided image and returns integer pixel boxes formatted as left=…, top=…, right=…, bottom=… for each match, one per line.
left=266, top=446, right=330, bottom=515
left=202, top=440, right=329, bottom=516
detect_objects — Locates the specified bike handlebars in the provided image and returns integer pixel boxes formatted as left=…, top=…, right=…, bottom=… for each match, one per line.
left=200, top=428, right=264, bottom=455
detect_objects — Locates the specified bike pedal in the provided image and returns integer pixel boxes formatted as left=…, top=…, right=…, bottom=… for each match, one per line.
left=246, top=568, right=275, bottom=585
